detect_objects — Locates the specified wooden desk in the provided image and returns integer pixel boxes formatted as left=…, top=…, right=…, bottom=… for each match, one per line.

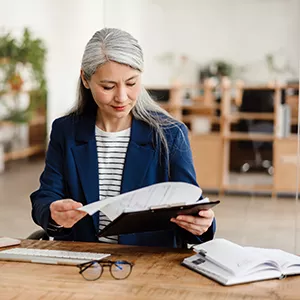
left=0, top=240, right=298, bottom=300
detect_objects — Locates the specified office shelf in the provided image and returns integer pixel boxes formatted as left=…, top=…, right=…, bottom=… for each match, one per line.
left=223, top=133, right=274, bottom=141
left=226, top=112, right=274, bottom=121
left=0, top=91, right=47, bottom=164
left=153, top=81, right=299, bottom=196
left=182, top=115, right=220, bottom=124
left=4, top=144, right=45, bottom=162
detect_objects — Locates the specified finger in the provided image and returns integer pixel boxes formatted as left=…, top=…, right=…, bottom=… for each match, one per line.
left=51, top=210, right=87, bottom=228
left=176, top=214, right=212, bottom=226
left=53, top=210, right=86, bottom=222
left=52, top=216, right=83, bottom=228
left=51, top=199, right=83, bottom=212
left=172, top=219, right=206, bottom=236
left=172, top=217, right=212, bottom=230
left=198, top=209, right=214, bottom=218
left=56, top=199, right=83, bottom=211
left=175, top=214, right=197, bottom=224
left=176, top=210, right=214, bottom=224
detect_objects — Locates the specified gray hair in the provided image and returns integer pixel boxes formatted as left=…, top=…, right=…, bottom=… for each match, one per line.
left=75, top=28, right=182, bottom=157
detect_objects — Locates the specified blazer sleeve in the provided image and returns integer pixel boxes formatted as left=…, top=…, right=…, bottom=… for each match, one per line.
left=169, top=123, right=216, bottom=245
left=30, top=119, right=72, bottom=237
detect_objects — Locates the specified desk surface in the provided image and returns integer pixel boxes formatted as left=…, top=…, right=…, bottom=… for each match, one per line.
left=0, top=240, right=298, bottom=300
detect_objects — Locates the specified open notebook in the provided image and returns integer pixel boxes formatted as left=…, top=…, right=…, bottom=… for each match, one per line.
left=182, top=238, right=300, bottom=286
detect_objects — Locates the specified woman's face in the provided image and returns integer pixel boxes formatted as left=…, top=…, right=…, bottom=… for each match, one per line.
left=81, top=61, right=141, bottom=121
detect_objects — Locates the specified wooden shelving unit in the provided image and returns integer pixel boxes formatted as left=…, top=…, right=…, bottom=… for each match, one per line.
left=147, top=79, right=224, bottom=191
left=151, top=80, right=300, bottom=196
left=0, top=92, right=47, bottom=165
left=223, top=133, right=275, bottom=141
left=227, top=112, right=274, bottom=121
left=222, top=82, right=299, bottom=196
left=4, top=144, right=45, bottom=162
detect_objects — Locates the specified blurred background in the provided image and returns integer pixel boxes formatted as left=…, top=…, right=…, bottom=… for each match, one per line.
left=0, top=0, right=299, bottom=252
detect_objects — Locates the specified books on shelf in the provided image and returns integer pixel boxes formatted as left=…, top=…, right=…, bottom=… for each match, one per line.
left=182, top=238, right=300, bottom=286
left=277, top=103, right=291, bottom=138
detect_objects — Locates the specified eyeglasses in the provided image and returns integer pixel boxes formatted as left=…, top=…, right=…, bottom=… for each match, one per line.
left=77, top=260, right=134, bottom=281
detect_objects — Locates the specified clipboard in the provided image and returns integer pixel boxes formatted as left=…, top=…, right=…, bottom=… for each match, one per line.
left=98, top=200, right=220, bottom=237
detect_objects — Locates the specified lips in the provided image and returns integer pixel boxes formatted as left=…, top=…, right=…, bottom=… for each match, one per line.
left=112, top=105, right=126, bottom=111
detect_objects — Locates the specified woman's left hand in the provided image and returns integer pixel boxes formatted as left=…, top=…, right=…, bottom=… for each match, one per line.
left=170, top=209, right=214, bottom=236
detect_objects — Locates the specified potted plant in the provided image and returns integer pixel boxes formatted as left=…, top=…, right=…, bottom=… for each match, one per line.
left=0, top=28, right=47, bottom=152
left=0, top=27, right=47, bottom=123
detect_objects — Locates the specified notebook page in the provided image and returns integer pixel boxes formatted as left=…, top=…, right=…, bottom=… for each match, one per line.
left=193, top=239, right=269, bottom=276
left=228, top=268, right=281, bottom=286
left=78, top=182, right=202, bottom=220
left=183, top=253, right=281, bottom=286
left=246, top=247, right=300, bottom=275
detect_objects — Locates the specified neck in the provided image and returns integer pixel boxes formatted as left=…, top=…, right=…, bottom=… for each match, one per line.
left=96, top=111, right=132, bottom=132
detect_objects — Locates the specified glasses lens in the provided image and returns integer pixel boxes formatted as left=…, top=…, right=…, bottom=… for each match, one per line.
left=81, top=262, right=102, bottom=281
left=110, top=261, right=132, bottom=279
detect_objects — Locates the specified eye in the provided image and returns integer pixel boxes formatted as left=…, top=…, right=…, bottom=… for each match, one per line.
left=126, top=82, right=136, bottom=87
left=103, top=86, right=114, bottom=90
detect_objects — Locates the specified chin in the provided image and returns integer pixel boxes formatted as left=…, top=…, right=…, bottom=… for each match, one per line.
left=111, top=110, right=131, bottom=118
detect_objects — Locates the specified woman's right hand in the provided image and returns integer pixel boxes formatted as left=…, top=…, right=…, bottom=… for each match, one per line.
left=50, top=199, right=87, bottom=228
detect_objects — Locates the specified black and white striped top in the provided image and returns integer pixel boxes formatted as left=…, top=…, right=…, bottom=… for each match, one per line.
left=95, top=125, right=130, bottom=243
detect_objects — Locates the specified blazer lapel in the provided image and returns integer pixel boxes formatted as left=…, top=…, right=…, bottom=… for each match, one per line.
left=121, top=118, right=156, bottom=193
left=70, top=115, right=157, bottom=232
left=71, top=114, right=99, bottom=231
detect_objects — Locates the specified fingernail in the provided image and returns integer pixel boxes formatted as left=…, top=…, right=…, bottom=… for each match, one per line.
left=177, top=216, right=182, bottom=220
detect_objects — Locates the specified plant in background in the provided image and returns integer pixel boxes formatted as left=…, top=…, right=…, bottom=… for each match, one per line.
left=8, top=73, right=24, bottom=91
left=213, top=60, right=234, bottom=77
left=200, top=60, right=234, bottom=82
left=265, top=52, right=297, bottom=81
left=0, top=28, right=47, bottom=123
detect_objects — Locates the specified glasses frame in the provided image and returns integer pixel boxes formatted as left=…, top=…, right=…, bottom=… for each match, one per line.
left=77, top=259, right=134, bottom=281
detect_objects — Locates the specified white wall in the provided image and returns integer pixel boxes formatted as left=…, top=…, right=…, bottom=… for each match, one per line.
left=44, top=0, right=105, bottom=128
left=0, top=0, right=299, bottom=129
left=0, top=0, right=105, bottom=130
left=139, top=0, right=300, bottom=86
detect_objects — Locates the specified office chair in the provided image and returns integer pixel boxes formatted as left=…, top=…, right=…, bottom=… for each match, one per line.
left=27, top=229, right=49, bottom=240
left=239, top=120, right=274, bottom=175
left=237, top=89, right=284, bottom=175
left=146, top=88, right=170, bottom=102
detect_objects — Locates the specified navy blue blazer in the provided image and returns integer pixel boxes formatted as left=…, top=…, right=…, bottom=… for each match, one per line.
left=31, top=113, right=216, bottom=247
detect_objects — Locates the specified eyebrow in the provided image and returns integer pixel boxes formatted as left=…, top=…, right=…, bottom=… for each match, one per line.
left=99, top=75, right=138, bottom=84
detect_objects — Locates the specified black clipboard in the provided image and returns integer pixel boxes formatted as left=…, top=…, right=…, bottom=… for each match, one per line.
left=98, top=200, right=220, bottom=237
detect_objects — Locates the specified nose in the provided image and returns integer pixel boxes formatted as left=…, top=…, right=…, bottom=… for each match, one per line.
left=115, top=85, right=128, bottom=103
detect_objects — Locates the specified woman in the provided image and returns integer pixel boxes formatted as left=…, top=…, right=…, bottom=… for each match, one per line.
left=31, top=28, right=215, bottom=247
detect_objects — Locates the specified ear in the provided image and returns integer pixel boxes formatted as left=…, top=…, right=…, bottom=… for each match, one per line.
left=80, top=69, right=90, bottom=89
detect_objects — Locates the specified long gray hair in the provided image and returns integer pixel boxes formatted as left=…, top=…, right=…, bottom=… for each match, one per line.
left=72, top=27, right=180, bottom=155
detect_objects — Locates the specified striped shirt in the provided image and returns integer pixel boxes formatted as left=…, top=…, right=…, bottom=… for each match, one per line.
left=95, top=125, right=130, bottom=243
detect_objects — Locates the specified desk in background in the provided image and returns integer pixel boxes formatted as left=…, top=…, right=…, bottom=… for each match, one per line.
left=0, top=240, right=299, bottom=300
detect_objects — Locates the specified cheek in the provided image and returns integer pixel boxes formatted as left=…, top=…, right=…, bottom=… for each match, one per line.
left=92, top=89, right=112, bottom=105
left=129, top=84, right=141, bottom=101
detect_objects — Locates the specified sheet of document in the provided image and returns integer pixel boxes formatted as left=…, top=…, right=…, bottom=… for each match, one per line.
left=193, top=239, right=272, bottom=276
left=78, top=182, right=202, bottom=220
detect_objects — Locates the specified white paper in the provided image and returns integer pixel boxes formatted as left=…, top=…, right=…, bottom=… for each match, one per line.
left=193, top=239, right=269, bottom=276
left=246, top=247, right=300, bottom=272
left=0, top=237, right=21, bottom=248
left=187, top=239, right=300, bottom=285
left=78, top=182, right=202, bottom=221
